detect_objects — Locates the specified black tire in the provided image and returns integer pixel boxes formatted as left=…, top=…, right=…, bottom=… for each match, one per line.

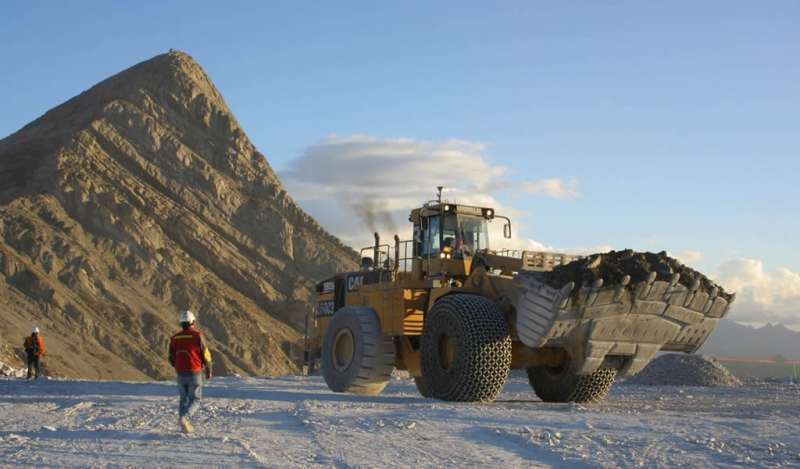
left=321, top=307, right=395, bottom=395
left=413, top=376, right=433, bottom=398
left=420, top=294, right=511, bottom=402
left=527, top=355, right=617, bottom=403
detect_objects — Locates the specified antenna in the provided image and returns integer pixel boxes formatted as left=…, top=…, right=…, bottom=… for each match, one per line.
left=436, top=186, right=444, bottom=203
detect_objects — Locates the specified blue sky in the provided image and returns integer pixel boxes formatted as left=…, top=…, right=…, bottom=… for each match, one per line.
left=1, top=2, right=798, bottom=324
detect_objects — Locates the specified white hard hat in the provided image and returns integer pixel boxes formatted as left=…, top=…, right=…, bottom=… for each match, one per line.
left=180, top=310, right=196, bottom=324
left=32, top=327, right=40, bottom=334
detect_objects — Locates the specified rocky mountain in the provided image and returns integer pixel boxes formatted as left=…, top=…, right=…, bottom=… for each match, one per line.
left=0, top=50, right=357, bottom=380
left=700, top=319, right=800, bottom=360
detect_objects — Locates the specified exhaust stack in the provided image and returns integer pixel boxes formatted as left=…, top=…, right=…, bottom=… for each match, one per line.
left=374, top=232, right=380, bottom=269
left=394, top=234, right=400, bottom=272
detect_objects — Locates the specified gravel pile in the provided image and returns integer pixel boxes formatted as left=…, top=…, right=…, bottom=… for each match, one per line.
left=625, top=353, right=742, bottom=387
left=543, top=250, right=732, bottom=301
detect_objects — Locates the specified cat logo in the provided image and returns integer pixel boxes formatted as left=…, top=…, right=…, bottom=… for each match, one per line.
left=347, top=275, right=364, bottom=292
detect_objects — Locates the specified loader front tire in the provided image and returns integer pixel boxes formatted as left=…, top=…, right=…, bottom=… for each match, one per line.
left=421, top=294, right=511, bottom=402
left=321, top=307, right=395, bottom=395
left=527, top=355, right=617, bottom=403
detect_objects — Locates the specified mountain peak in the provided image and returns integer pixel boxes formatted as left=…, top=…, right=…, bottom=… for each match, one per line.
left=0, top=50, right=248, bottom=201
left=3, top=49, right=228, bottom=140
left=89, top=48, right=216, bottom=96
left=761, top=322, right=794, bottom=333
left=110, top=48, right=222, bottom=100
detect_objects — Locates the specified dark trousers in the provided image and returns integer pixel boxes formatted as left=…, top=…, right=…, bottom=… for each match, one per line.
left=26, top=353, right=41, bottom=379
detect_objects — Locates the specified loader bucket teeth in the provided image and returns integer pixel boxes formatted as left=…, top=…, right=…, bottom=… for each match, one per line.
left=511, top=268, right=733, bottom=378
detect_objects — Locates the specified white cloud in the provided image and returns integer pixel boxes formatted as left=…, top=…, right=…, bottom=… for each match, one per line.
left=676, top=250, right=704, bottom=264
left=716, top=258, right=800, bottom=327
left=281, top=134, right=578, bottom=250
left=522, top=178, right=580, bottom=199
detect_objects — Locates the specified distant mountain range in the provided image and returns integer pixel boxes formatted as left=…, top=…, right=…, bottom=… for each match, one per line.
left=700, top=319, right=800, bottom=360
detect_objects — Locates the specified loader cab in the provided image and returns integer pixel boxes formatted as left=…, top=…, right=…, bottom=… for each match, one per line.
left=411, top=203, right=509, bottom=278
left=418, top=209, right=490, bottom=258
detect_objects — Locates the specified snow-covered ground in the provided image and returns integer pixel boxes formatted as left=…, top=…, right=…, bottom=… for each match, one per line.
left=1, top=373, right=798, bottom=468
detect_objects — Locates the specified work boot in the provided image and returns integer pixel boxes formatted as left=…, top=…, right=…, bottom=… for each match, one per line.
left=179, top=416, right=194, bottom=434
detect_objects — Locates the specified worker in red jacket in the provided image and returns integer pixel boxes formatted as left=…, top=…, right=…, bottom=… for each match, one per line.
left=24, top=327, right=45, bottom=379
left=169, top=310, right=212, bottom=434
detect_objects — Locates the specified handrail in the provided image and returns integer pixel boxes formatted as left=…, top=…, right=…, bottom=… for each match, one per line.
left=496, top=249, right=522, bottom=258
left=359, top=244, right=393, bottom=268
left=358, top=238, right=416, bottom=275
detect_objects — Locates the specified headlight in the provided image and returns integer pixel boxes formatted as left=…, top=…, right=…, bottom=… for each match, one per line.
left=440, top=252, right=447, bottom=259
left=443, top=204, right=450, bottom=211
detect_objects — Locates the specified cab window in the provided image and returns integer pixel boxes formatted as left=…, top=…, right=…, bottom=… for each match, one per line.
left=442, top=213, right=490, bottom=257
left=442, top=214, right=459, bottom=250
left=423, top=216, right=441, bottom=256
left=458, top=215, right=489, bottom=252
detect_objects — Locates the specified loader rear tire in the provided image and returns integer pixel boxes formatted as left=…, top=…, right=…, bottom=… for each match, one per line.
left=413, top=376, right=433, bottom=398
left=321, top=307, right=395, bottom=395
left=421, top=294, right=511, bottom=402
left=527, top=356, right=617, bottom=403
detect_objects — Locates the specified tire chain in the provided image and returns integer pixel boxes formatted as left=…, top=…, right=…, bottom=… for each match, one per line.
left=568, top=368, right=617, bottom=403
left=422, top=294, right=512, bottom=402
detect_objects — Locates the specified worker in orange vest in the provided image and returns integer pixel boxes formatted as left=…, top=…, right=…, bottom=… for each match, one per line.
left=24, top=327, right=45, bottom=379
left=168, top=310, right=212, bottom=434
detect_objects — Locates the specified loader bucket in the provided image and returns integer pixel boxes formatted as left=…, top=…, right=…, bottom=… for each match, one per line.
left=510, top=271, right=733, bottom=378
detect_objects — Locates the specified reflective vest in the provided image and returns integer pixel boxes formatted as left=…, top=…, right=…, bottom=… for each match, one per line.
left=169, top=327, right=211, bottom=373
left=24, top=335, right=45, bottom=357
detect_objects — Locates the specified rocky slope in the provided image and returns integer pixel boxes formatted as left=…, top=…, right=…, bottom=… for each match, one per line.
left=0, top=50, right=357, bottom=380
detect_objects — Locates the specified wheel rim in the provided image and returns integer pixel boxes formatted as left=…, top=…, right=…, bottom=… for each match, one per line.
left=332, top=328, right=355, bottom=371
left=437, top=333, right=456, bottom=370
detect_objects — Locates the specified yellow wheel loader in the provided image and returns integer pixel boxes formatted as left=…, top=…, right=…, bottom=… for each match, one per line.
left=305, top=190, right=733, bottom=403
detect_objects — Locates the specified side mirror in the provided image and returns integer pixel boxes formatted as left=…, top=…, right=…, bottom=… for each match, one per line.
left=494, top=214, right=512, bottom=239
